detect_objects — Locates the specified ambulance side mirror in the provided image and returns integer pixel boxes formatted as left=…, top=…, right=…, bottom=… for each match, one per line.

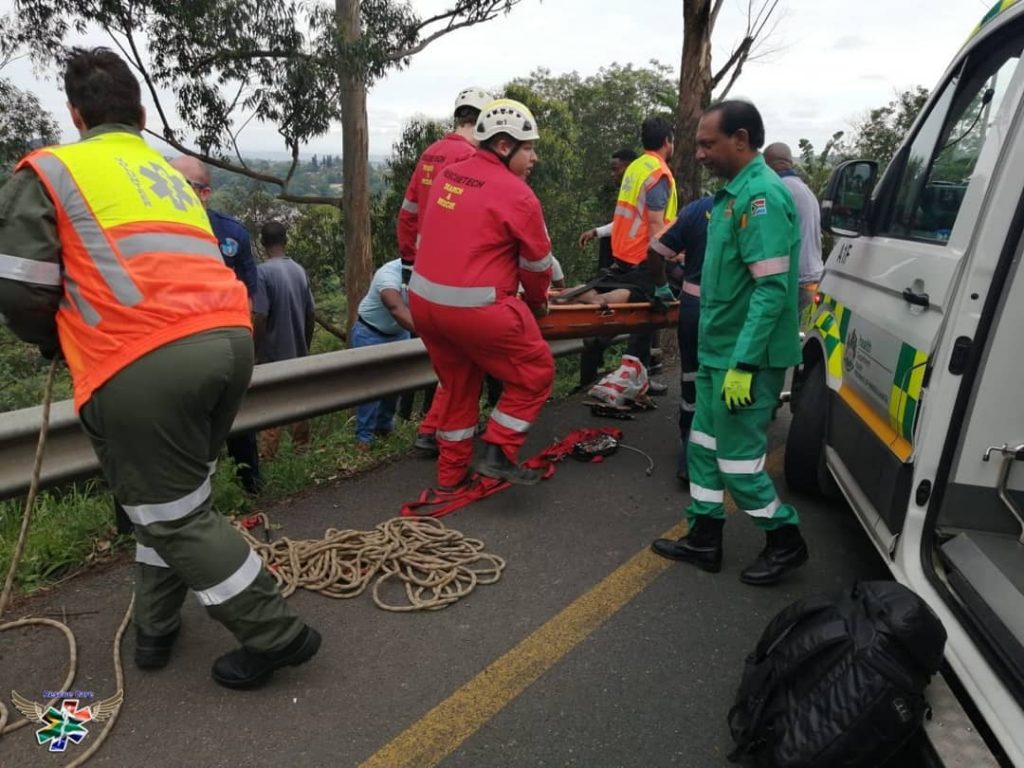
left=821, top=160, right=878, bottom=238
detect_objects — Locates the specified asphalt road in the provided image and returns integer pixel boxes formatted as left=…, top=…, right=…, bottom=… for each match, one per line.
left=0, top=380, right=887, bottom=768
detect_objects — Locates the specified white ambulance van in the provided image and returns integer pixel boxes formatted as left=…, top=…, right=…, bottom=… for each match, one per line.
left=786, top=0, right=1024, bottom=764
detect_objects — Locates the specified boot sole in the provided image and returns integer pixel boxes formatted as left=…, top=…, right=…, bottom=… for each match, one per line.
left=649, top=543, right=722, bottom=573
left=738, top=548, right=809, bottom=586
left=213, top=628, right=322, bottom=690
left=474, top=464, right=541, bottom=486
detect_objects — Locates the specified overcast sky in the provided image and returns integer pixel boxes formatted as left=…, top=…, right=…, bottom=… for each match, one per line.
left=0, top=0, right=992, bottom=161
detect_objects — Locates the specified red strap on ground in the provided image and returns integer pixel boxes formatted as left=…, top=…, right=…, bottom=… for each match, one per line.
left=400, top=427, right=623, bottom=519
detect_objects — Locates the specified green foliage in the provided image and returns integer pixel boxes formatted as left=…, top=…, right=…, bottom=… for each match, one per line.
left=796, top=131, right=845, bottom=197
left=843, top=86, right=931, bottom=170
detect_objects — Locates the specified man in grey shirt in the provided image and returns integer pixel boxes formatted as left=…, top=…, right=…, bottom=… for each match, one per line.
left=253, top=220, right=315, bottom=456
left=765, top=142, right=824, bottom=328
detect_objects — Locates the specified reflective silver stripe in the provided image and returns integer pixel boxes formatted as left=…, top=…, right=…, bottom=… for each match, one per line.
left=680, top=400, right=696, bottom=413
left=682, top=281, right=701, bottom=298
left=649, top=239, right=675, bottom=258
left=195, top=550, right=262, bottom=607
left=123, top=476, right=211, bottom=526
left=690, top=430, right=717, bottom=451
left=490, top=407, right=531, bottom=433
left=63, top=275, right=101, bottom=326
left=748, top=256, right=790, bottom=279
left=682, top=372, right=697, bottom=382
left=135, top=544, right=169, bottom=568
left=614, top=205, right=634, bottom=220
left=628, top=211, right=644, bottom=239
left=117, top=233, right=223, bottom=262
left=744, top=498, right=782, bottom=519
left=690, top=483, right=724, bottom=503
left=0, top=253, right=62, bottom=285
left=33, top=153, right=143, bottom=306
left=437, top=427, right=476, bottom=442
left=718, top=455, right=767, bottom=474
left=401, top=198, right=419, bottom=214
left=208, top=460, right=218, bottom=476
left=409, top=272, right=495, bottom=308
left=519, top=253, right=553, bottom=272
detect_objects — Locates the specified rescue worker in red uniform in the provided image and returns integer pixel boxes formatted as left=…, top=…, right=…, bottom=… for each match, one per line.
left=395, top=86, right=492, bottom=457
left=409, top=98, right=554, bottom=489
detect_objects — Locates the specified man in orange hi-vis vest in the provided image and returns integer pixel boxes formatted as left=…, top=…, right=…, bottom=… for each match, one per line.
left=0, top=48, right=319, bottom=690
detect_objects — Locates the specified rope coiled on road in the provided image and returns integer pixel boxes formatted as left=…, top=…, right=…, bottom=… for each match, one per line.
left=235, top=514, right=506, bottom=611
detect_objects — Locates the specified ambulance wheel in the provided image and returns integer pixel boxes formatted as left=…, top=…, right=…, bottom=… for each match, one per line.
left=784, top=364, right=838, bottom=498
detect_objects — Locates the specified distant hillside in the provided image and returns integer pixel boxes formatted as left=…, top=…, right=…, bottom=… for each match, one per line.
left=206, top=154, right=388, bottom=200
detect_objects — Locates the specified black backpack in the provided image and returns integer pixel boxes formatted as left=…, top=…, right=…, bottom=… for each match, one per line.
left=727, top=581, right=947, bottom=768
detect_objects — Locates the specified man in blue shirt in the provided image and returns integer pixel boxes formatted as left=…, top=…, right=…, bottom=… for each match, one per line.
left=352, top=259, right=414, bottom=450
left=170, top=156, right=262, bottom=492
left=648, top=196, right=714, bottom=482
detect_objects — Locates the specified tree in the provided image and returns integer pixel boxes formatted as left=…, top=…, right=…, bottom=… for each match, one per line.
left=843, top=86, right=930, bottom=170
left=796, top=131, right=844, bottom=196
left=0, top=14, right=60, bottom=181
left=674, top=0, right=782, bottom=202
left=16, top=0, right=524, bottom=331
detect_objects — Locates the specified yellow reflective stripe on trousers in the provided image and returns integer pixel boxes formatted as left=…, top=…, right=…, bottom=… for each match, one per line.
left=123, top=476, right=211, bottom=526
left=717, top=455, right=767, bottom=474
left=32, top=152, right=143, bottom=307
left=0, top=252, right=62, bottom=285
left=195, top=550, right=262, bottom=607
left=135, top=544, right=169, bottom=568
left=490, top=407, right=530, bottom=433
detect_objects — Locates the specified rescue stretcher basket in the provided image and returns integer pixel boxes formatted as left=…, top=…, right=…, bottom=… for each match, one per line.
left=537, top=297, right=679, bottom=340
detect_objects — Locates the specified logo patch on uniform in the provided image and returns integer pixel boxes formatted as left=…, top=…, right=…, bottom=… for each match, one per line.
left=220, top=238, right=239, bottom=259
left=750, top=198, right=768, bottom=217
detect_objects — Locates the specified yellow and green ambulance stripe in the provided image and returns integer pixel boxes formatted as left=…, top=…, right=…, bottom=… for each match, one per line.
left=889, top=344, right=928, bottom=442
left=971, top=0, right=1021, bottom=39
left=813, top=294, right=849, bottom=381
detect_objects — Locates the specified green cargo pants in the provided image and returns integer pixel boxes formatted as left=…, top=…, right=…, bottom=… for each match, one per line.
left=685, top=366, right=800, bottom=530
left=79, top=328, right=303, bottom=652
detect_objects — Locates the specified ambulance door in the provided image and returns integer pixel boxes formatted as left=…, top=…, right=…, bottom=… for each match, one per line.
left=820, top=28, right=1024, bottom=537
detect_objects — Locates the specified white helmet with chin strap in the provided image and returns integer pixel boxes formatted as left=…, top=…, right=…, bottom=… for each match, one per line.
left=454, top=87, right=491, bottom=116
left=474, top=98, right=540, bottom=143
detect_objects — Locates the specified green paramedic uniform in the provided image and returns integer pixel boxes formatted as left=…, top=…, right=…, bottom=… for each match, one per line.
left=688, top=154, right=802, bottom=529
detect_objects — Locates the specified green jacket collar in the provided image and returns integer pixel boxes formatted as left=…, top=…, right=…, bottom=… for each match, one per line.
left=723, top=154, right=766, bottom=197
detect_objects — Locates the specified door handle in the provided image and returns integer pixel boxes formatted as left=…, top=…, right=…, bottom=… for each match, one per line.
left=902, top=287, right=930, bottom=308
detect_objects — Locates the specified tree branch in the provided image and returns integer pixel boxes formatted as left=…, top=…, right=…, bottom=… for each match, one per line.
left=709, top=0, right=727, bottom=36
left=389, top=16, right=490, bottom=61
left=710, top=36, right=752, bottom=90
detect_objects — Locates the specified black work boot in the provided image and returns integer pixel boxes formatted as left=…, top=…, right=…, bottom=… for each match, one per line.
left=135, top=626, right=180, bottom=671
left=212, top=625, right=322, bottom=690
left=650, top=516, right=724, bottom=573
left=413, top=432, right=439, bottom=457
left=739, top=525, right=809, bottom=586
left=475, top=442, right=541, bottom=486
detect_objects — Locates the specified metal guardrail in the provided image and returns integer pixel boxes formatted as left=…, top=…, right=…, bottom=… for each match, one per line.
left=0, top=337, right=586, bottom=501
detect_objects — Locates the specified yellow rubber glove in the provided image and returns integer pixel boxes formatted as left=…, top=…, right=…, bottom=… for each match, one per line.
left=722, top=369, right=754, bottom=410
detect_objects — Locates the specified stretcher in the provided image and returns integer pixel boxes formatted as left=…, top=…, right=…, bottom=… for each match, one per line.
left=536, top=298, right=679, bottom=340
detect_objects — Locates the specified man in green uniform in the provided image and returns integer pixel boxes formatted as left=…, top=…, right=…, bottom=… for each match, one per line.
left=651, top=100, right=808, bottom=586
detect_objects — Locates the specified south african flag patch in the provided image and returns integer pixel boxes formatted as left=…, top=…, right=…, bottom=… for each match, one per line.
left=750, top=198, right=768, bottom=217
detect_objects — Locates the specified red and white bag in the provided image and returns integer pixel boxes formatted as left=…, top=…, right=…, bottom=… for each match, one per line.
left=587, top=355, right=649, bottom=407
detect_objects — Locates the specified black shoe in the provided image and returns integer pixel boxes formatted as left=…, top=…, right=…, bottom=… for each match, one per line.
left=413, top=433, right=439, bottom=457
left=474, top=442, right=541, bottom=486
left=648, top=380, right=668, bottom=396
left=650, top=516, right=724, bottom=572
left=740, top=525, right=809, bottom=586
left=211, top=625, right=322, bottom=690
left=135, top=626, right=180, bottom=671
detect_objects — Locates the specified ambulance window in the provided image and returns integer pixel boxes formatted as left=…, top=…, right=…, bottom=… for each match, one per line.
left=882, top=36, right=1022, bottom=243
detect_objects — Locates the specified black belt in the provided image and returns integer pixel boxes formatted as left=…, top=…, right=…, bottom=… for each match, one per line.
left=358, top=316, right=402, bottom=337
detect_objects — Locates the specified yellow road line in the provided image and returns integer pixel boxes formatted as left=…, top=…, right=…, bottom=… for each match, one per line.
left=361, top=447, right=784, bottom=768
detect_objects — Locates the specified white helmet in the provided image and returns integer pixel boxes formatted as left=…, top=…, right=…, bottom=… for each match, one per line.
left=454, top=87, right=491, bottom=115
left=474, top=98, right=540, bottom=142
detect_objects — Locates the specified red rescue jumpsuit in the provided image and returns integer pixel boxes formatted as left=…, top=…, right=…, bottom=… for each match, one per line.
left=409, top=149, right=554, bottom=488
left=396, top=132, right=477, bottom=439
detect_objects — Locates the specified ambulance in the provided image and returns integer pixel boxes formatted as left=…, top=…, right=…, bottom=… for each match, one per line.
left=786, top=1, right=1024, bottom=763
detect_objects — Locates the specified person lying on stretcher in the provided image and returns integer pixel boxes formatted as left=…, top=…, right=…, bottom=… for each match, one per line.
left=552, top=248, right=685, bottom=307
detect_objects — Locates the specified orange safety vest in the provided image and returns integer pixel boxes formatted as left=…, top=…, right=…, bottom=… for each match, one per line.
left=611, top=151, right=679, bottom=265
left=18, top=130, right=251, bottom=410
